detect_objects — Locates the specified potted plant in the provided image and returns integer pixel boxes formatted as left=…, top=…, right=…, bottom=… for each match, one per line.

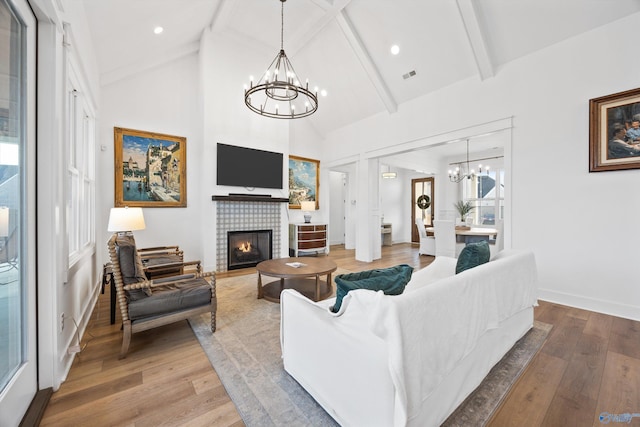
left=453, top=201, right=475, bottom=227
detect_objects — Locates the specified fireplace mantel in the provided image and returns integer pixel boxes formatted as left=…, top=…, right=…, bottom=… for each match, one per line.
left=212, top=194, right=289, bottom=203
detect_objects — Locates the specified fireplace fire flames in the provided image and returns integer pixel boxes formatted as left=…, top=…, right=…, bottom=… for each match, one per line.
left=227, top=229, right=272, bottom=270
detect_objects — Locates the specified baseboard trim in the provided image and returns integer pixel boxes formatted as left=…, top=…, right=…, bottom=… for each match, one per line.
left=19, top=387, right=53, bottom=427
left=538, top=288, right=640, bottom=321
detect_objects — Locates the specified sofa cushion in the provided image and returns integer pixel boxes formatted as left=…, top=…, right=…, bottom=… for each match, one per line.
left=128, top=277, right=212, bottom=321
left=455, top=240, right=490, bottom=274
left=116, top=235, right=151, bottom=300
left=331, top=264, right=413, bottom=312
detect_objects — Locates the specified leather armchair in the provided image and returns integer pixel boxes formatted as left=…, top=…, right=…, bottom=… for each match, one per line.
left=107, top=234, right=216, bottom=359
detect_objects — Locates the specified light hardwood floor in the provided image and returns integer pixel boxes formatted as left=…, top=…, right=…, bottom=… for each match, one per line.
left=40, top=244, right=640, bottom=426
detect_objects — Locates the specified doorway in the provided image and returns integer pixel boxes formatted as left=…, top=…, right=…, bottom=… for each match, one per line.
left=329, top=171, right=346, bottom=245
left=411, top=177, right=434, bottom=243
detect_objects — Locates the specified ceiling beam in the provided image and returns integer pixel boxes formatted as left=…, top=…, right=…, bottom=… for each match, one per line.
left=335, top=10, right=397, bottom=114
left=308, top=0, right=332, bottom=11
left=456, top=0, right=494, bottom=80
left=288, top=0, right=351, bottom=55
left=208, top=0, right=234, bottom=33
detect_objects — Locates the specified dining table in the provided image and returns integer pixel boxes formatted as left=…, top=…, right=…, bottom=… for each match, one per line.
left=425, top=226, right=498, bottom=244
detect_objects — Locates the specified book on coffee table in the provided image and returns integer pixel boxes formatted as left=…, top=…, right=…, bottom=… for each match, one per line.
left=285, top=262, right=307, bottom=268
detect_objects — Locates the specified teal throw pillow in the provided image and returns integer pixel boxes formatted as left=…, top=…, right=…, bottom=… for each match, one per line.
left=331, top=264, right=414, bottom=313
left=455, top=240, right=491, bottom=274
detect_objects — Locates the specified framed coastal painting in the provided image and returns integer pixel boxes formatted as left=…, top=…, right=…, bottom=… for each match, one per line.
left=114, top=127, right=187, bottom=207
left=288, top=155, right=319, bottom=209
left=589, top=87, right=640, bottom=172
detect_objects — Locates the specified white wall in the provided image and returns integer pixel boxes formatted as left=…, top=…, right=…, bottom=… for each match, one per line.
left=200, top=30, right=290, bottom=268
left=97, top=54, right=203, bottom=266
left=322, top=14, right=640, bottom=320
left=291, top=117, right=327, bottom=226
left=32, top=0, right=102, bottom=389
left=197, top=29, right=334, bottom=266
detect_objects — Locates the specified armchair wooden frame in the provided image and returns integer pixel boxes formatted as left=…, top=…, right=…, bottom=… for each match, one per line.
left=108, top=234, right=217, bottom=359
left=137, top=245, right=202, bottom=278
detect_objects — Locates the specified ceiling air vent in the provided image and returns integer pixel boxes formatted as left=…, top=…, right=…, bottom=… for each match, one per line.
left=402, top=70, right=417, bottom=80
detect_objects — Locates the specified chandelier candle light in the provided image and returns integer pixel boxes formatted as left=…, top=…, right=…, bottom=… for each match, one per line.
left=448, top=139, right=489, bottom=183
left=244, top=0, right=319, bottom=119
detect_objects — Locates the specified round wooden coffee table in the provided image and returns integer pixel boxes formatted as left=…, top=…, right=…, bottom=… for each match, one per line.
left=256, top=257, right=337, bottom=303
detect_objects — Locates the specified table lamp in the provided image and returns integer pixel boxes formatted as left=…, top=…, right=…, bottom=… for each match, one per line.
left=107, top=207, right=146, bottom=235
left=300, top=201, right=316, bottom=224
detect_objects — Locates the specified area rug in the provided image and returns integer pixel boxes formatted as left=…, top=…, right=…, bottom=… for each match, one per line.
left=189, top=272, right=551, bottom=427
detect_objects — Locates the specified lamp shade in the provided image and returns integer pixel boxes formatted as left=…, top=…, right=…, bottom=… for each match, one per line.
left=107, top=207, right=146, bottom=232
left=300, top=201, right=316, bottom=212
left=0, top=207, right=8, bottom=237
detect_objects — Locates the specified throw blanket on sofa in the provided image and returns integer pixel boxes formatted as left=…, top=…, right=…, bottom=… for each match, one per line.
left=366, top=250, right=538, bottom=427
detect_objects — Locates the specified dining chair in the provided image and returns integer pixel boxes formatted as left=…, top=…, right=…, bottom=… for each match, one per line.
left=415, top=218, right=435, bottom=256
left=474, top=220, right=503, bottom=258
left=433, top=220, right=457, bottom=258
left=492, top=219, right=504, bottom=258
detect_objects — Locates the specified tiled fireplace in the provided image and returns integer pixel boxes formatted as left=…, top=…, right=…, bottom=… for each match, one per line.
left=214, top=198, right=283, bottom=272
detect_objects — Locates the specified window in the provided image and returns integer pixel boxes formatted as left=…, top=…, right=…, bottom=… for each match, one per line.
left=66, top=62, right=95, bottom=262
left=0, top=0, right=30, bottom=402
left=463, top=168, right=504, bottom=225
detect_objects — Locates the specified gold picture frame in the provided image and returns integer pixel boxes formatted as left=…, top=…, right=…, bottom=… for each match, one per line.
left=114, top=127, right=187, bottom=207
left=288, top=155, right=319, bottom=209
left=589, top=87, right=640, bottom=172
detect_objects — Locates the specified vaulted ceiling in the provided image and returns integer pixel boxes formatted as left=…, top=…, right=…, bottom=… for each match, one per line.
left=83, top=0, right=640, bottom=138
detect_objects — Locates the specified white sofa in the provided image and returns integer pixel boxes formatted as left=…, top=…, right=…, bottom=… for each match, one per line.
left=280, top=249, right=538, bottom=427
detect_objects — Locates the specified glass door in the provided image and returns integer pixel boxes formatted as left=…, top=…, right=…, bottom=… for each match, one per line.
left=0, top=0, right=37, bottom=424
left=411, top=177, right=434, bottom=243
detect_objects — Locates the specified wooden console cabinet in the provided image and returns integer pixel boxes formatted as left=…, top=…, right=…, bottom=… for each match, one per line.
left=289, top=223, right=328, bottom=257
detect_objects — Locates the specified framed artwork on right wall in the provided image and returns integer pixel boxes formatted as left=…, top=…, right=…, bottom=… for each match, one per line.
left=589, top=87, right=640, bottom=172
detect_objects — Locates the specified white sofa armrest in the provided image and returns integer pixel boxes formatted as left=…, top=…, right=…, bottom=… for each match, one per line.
left=280, top=289, right=396, bottom=427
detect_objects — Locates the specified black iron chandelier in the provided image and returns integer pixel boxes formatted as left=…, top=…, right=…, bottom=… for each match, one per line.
left=448, top=139, right=488, bottom=183
left=244, top=0, right=318, bottom=119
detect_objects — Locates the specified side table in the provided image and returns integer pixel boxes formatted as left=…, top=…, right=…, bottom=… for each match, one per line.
left=102, top=263, right=116, bottom=324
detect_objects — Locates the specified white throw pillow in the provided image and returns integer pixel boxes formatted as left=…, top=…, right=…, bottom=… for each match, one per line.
left=404, top=257, right=457, bottom=293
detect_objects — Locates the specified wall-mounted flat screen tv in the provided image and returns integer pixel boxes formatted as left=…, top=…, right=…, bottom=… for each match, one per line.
left=216, top=143, right=283, bottom=189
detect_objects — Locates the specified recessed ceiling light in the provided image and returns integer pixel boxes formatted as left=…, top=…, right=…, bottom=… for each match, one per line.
left=390, top=45, right=400, bottom=55
left=154, top=26, right=164, bottom=35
